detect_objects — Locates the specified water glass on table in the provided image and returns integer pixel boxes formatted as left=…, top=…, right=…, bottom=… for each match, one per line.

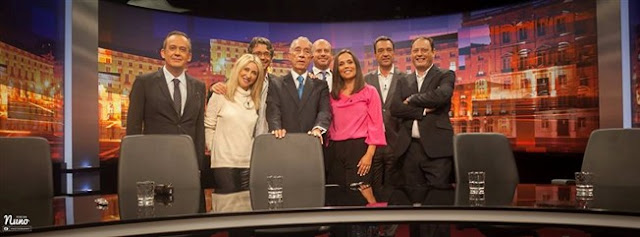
left=267, top=175, right=284, bottom=209
left=136, top=181, right=155, bottom=206
left=468, top=171, right=485, bottom=200
left=575, top=171, right=594, bottom=199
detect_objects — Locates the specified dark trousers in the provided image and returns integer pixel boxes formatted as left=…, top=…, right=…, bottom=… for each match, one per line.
left=326, top=138, right=371, bottom=187
left=371, top=145, right=403, bottom=187
left=403, top=139, right=452, bottom=189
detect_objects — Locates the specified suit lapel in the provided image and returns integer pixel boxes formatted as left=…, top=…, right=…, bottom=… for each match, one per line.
left=299, top=75, right=314, bottom=109
left=385, top=71, right=401, bottom=108
left=421, top=66, right=439, bottom=92
left=181, top=76, right=196, bottom=121
left=283, top=73, right=300, bottom=107
left=154, top=70, right=180, bottom=119
left=368, top=73, right=384, bottom=104
left=407, top=73, right=419, bottom=94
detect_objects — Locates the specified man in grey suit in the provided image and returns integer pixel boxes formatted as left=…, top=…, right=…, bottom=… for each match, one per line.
left=364, top=36, right=407, bottom=188
left=390, top=36, right=455, bottom=190
left=126, top=31, right=206, bottom=170
left=267, top=36, right=331, bottom=141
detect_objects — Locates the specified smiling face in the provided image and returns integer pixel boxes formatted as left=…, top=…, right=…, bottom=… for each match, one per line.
left=288, top=39, right=313, bottom=74
left=337, top=53, right=357, bottom=81
left=160, top=34, right=192, bottom=72
left=411, top=38, right=435, bottom=72
left=312, top=40, right=332, bottom=70
left=251, top=43, right=271, bottom=71
left=374, top=40, right=394, bottom=68
left=238, top=62, right=259, bottom=90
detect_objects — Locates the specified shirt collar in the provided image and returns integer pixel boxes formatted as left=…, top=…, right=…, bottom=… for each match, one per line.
left=291, top=69, right=308, bottom=80
left=415, top=64, right=433, bottom=80
left=312, top=66, right=331, bottom=76
left=163, top=66, right=186, bottom=84
left=377, top=65, right=395, bottom=77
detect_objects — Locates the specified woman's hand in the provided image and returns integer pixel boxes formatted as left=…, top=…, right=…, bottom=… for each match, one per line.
left=357, top=154, right=373, bottom=176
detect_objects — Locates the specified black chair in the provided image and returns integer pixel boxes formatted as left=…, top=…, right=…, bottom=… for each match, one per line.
left=581, top=128, right=640, bottom=186
left=249, top=133, right=327, bottom=236
left=0, top=137, right=53, bottom=200
left=249, top=133, right=325, bottom=209
left=453, top=133, right=519, bottom=205
left=118, top=135, right=201, bottom=193
left=453, top=133, right=538, bottom=237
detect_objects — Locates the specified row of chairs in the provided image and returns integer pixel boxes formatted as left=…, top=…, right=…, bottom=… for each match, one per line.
left=454, top=128, right=640, bottom=205
left=2, top=129, right=639, bottom=202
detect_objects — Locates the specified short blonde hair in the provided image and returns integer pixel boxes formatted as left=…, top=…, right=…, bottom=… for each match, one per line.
left=225, top=54, right=265, bottom=110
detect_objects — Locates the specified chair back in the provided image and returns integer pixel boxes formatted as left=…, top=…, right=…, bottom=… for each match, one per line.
left=581, top=128, right=640, bottom=186
left=118, top=135, right=201, bottom=194
left=453, top=133, right=519, bottom=205
left=0, top=137, right=53, bottom=200
left=249, top=133, right=325, bottom=210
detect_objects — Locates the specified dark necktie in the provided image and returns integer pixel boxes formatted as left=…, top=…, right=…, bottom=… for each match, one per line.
left=297, top=75, right=304, bottom=99
left=172, top=79, right=181, bottom=115
left=320, top=71, right=326, bottom=81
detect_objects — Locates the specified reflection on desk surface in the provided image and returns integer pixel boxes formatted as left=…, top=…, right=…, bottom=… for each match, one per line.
left=1, top=184, right=640, bottom=231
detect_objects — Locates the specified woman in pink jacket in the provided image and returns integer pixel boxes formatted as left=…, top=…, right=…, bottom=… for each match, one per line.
left=326, top=49, right=386, bottom=205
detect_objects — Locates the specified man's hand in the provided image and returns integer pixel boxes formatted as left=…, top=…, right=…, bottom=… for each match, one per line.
left=210, top=82, right=227, bottom=95
left=424, top=108, right=435, bottom=113
left=271, top=129, right=287, bottom=139
left=307, top=128, right=323, bottom=144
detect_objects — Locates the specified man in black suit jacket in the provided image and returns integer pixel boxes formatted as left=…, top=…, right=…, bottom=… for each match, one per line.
left=391, top=37, right=455, bottom=190
left=266, top=36, right=331, bottom=140
left=364, top=36, right=407, bottom=187
left=126, top=31, right=206, bottom=170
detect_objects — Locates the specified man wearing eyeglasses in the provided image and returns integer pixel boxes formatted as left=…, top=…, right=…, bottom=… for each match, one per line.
left=209, top=37, right=275, bottom=136
left=126, top=30, right=206, bottom=170
left=266, top=36, right=331, bottom=143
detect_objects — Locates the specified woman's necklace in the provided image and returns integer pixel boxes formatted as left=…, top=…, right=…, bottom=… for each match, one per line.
left=243, top=96, right=254, bottom=109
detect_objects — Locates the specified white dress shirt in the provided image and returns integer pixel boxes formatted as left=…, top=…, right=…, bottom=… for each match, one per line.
left=411, top=64, right=433, bottom=139
left=291, top=70, right=308, bottom=89
left=254, top=74, right=270, bottom=136
left=312, top=66, right=332, bottom=92
left=163, top=66, right=187, bottom=115
left=377, top=66, right=395, bottom=104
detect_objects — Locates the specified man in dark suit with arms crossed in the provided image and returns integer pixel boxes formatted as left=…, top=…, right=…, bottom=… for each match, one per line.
left=126, top=31, right=206, bottom=170
left=391, top=36, right=455, bottom=190
left=364, top=36, right=407, bottom=187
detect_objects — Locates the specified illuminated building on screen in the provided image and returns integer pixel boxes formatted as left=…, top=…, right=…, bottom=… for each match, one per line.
left=456, top=0, right=598, bottom=152
left=0, top=41, right=64, bottom=160
left=209, top=39, right=291, bottom=80
left=97, top=48, right=165, bottom=158
left=633, top=24, right=640, bottom=127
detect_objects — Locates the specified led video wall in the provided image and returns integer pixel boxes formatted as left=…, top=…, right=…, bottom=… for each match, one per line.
left=0, top=0, right=65, bottom=161
left=631, top=0, right=640, bottom=128
left=96, top=0, right=600, bottom=159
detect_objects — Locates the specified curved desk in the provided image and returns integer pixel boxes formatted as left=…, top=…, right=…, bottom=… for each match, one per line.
left=2, top=184, right=639, bottom=236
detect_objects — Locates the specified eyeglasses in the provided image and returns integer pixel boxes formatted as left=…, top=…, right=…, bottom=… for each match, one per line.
left=291, top=48, right=312, bottom=56
left=253, top=51, right=271, bottom=58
